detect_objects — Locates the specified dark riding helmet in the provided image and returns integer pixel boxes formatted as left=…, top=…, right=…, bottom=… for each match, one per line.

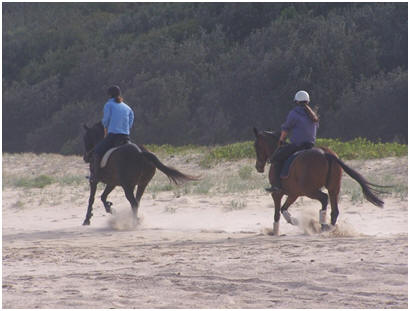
left=107, top=85, right=121, bottom=98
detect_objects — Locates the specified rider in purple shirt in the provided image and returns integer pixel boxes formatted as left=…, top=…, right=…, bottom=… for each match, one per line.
left=266, top=90, right=319, bottom=193
left=281, top=105, right=318, bottom=146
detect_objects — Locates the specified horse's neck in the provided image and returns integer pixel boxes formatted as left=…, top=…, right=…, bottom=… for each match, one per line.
left=268, top=145, right=278, bottom=158
left=267, top=136, right=279, bottom=158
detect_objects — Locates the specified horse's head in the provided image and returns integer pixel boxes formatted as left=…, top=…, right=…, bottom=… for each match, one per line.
left=82, top=122, right=104, bottom=163
left=253, top=127, right=280, bottom=173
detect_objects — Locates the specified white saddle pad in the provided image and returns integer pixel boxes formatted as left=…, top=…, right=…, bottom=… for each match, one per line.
left=100, top=144, right=142, bottom=168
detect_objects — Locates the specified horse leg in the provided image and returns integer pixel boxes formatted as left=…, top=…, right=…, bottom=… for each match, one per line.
left=307, top=190, right=330, bottom=231
left=280, top=195, right=298, bottom=225
left=101, top=184, right=115, bottom=214
left=326, top=157, right=342, bottom=227
left=135, top=183, right=148, bottom=213
left=83, top=181, right=97, bottom=225
left=329, top=190, right=340, bottom=226
left=122, top=185, right=139, bottom=221
left=271, top=192, right=284, bottom=236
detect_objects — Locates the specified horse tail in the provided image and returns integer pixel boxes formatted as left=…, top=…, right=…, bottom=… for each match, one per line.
left=325, top=154, right=385, bottom=207
left=141, top=151, right=200, bottom=185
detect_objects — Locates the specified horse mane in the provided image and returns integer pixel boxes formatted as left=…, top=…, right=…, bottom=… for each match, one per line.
left=92, top=121, right=104, bottom=132
left=83, top=121, right=105, bottom=149
left=262, top=130, right=280, bottom=144
left=83, top=121, right=104, bottom=134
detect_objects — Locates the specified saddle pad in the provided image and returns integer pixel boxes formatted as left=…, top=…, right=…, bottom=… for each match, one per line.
left=100, top=143, right=142, bottom=168
left=280, top=150, right=304, bottom=179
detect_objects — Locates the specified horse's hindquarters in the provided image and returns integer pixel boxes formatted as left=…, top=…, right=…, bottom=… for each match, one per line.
left=283, top=151, right=329, bottom=194
left=102, top=148, right=155, bottom=186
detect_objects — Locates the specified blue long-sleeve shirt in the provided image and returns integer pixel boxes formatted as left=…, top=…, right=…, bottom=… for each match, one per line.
left=281, top=106, right=318, bottom=146
left=102, top=98, right=134, bottom=135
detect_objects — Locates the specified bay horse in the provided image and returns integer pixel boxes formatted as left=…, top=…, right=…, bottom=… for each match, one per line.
left=82, top=121, right=198, bottom=225
left=253, top=127, right=385, bottom=235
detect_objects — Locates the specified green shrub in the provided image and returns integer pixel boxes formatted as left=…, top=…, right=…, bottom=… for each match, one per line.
left=207, top=142, right=255, bottom=161
left=192, top=179, right=213, bottom=194
left=238, top=166, right=253, bottom=180
left=59, top=175, right=84, bottom=186
left=317, top=137, right=407, bottom=160
left=145, top=144, right=205, bottom=155
left=200, top=138, right=407, bottom=163
left=144, top=138, right=406, bottom=164
left=224, top=199, right=247, bottom=211
left=15, top=175, right=54, bottom=188
left=140, top=138, right=407, bottom=172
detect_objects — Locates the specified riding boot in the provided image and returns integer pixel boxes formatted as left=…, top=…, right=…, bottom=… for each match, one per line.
left=266, top=161, right=282, bottom=193
left=89, top=154, right=101, bottom=184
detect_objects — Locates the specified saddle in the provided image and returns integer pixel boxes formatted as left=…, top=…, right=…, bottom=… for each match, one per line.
left=100, top=143, right=142, bottom=168
left=280, top=147, right=323, bottom=178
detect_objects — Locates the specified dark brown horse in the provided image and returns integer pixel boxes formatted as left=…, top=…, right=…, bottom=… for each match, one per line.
left=82, top=122, right=197, bottom=225
left=253, top=127, right=385, bottom=235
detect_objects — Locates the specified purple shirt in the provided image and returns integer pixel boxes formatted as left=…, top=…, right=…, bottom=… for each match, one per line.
left=281, top=106, right=318, bottom=146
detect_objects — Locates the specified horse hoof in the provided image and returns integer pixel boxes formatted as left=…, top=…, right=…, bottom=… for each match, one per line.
left=321, top=224, right=333, bottom=232
left=103, top=202, right=113, bottom=214
left=82, top=219, right=90, bottom=226
left=290, top=218, right=299, bottom=226
left=132, top=217, right=141, bottom=226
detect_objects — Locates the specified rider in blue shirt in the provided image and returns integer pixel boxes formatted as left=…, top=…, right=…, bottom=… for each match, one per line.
left=102, top=100, right=134, bottom=135
left=90, top=85, right=134, bottom=183
left=266, top=90, right=319, bottom=193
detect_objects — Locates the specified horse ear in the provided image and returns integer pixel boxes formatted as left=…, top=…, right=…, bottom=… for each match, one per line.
left=253, top=127, right=259, bottom=137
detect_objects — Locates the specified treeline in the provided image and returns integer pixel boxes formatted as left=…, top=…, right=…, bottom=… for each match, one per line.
left=3, top=3, right=408, bottom=154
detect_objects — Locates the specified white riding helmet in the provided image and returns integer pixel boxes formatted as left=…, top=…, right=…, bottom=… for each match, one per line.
left=294, top=90, right=310, bottom=102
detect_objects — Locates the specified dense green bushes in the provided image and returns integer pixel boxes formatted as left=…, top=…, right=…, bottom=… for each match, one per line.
left=3, top=3, right=407, bottom=154
left=316, top=138, right=407, bottom=160
left=144, top=138, right=407, bottom=166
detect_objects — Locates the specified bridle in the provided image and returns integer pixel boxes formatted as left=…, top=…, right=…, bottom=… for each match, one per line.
left=255, top=130, right=280, bottom=171
left=261, top=131, right=279, bottom=155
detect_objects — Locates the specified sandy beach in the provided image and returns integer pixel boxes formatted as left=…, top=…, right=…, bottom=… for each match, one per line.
left=2, top=153, right=408, bottom=308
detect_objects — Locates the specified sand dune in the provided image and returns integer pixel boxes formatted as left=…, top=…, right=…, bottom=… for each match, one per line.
left=2, top=153, right=408, bottom=308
